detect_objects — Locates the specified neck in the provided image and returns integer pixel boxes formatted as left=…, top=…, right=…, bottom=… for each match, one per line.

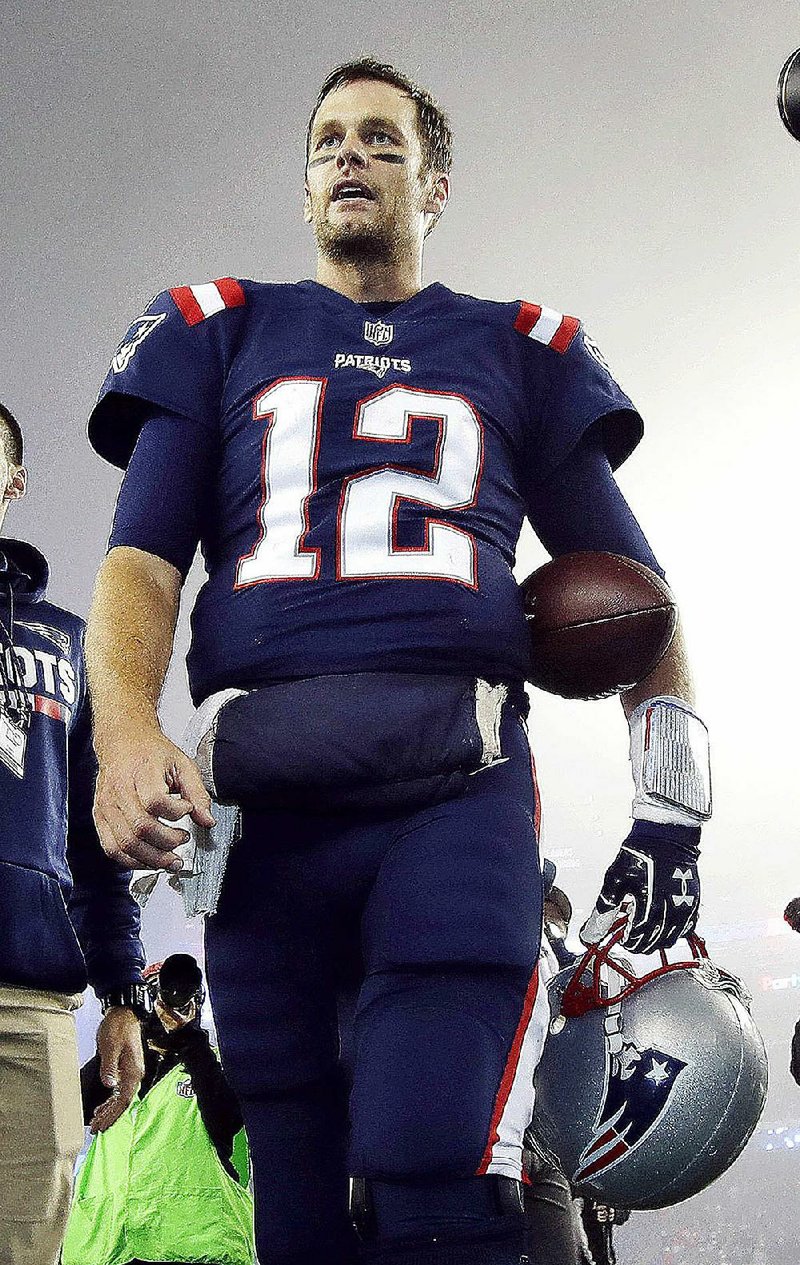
left=315, top=252, right=424, bottom=304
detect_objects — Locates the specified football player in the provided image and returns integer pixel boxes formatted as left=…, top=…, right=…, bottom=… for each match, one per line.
left=85, top=60, right=710, bottom=1265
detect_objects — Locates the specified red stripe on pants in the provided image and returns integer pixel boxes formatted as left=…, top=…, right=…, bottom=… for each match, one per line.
left=476, top=963, right=541, bottom=1174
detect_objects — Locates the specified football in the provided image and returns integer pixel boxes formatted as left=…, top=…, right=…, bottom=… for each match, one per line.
left=521, top=551, right=677, bottom=699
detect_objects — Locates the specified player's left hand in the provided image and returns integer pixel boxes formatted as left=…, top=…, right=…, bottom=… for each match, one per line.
left=581, top=821, right=701, bottom=954
left=90, top=1007, right=145, bottom=1133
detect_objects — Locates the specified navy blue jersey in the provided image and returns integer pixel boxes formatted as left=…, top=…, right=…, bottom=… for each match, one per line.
left=89, top=279, right=642, bottom=703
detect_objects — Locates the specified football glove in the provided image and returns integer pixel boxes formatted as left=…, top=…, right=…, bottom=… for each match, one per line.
left=581, top=820, right=701, bottom=954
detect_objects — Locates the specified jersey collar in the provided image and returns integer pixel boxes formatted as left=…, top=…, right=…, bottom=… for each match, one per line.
left=299, top=279, right=450, bottom=323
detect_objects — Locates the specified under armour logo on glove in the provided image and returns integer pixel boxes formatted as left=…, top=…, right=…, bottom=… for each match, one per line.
left=581, top=821, right=701, bottom=954
left=672, top=868, right=695, bottom=908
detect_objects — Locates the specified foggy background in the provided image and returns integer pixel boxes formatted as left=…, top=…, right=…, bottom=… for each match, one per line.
left=3, top=2, right=799, bottom=1260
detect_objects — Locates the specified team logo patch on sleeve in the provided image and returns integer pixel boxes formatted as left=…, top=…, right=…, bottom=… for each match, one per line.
left=582, top=332, right=612, bottom=374
left=169, top=277, right=246, bottom=327
left=514, top=302, right=580, bottom=353
left=112, top=312, right=167, bottom=373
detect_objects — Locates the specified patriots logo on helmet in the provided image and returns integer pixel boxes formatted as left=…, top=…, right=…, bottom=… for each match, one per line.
left=572, top=1037, right=687, bottom=1184
left=532, top=923, right=767, bottom=1209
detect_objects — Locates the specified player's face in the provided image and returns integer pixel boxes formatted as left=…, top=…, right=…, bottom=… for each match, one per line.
left=304, top=79, right=446, bottom=263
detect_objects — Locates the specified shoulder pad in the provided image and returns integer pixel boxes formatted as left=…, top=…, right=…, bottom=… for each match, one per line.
left=513, top=301, right=580, bottom=353
left=169, top=277, right=246, bottom=327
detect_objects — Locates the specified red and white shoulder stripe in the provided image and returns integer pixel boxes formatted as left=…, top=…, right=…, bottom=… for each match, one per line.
left=169, top=278, right=246, bottom=327
left=514, top=301, right=580, bottom=353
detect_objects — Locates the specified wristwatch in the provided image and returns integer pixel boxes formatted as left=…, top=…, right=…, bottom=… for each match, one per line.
left=99, top=983, right=151, bottom=1021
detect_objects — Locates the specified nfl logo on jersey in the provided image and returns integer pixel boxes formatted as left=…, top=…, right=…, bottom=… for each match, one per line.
left=363, top=320, right=394, bottom=347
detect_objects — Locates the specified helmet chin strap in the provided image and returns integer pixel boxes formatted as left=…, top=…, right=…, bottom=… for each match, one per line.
left=560, top=915, right=709, bottom=1019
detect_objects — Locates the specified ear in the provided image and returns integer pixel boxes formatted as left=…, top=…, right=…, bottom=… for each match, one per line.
left=4, top=466, right=26, bottom=501
left=423, top=172, right=449, bottom=221
left=303, top=184, right=313, bottom=224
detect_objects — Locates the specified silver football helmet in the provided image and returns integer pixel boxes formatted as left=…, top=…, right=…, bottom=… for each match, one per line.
left=530, top=916, right=768, bottom=1209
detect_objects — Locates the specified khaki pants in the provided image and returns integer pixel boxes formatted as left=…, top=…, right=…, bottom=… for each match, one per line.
left=0, top=985, right=84, bottom=1265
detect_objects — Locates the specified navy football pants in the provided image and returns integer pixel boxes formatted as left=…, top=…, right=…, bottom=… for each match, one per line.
left=205, top=709, right=544, bottom=1263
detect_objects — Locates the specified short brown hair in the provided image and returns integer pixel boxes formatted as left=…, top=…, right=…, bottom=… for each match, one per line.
left=0, top=402, right=23, bottom=466
left=307, top=58, right=452, bottom=174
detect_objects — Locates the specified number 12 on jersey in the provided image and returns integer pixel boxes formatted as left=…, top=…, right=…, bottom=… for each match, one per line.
left=235, top=379, right=484, bottom=589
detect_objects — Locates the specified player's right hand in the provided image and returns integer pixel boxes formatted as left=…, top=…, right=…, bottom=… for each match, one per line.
left=580, top=820, right=701, bottom=954
left=93, top=726, right=215, bottom=871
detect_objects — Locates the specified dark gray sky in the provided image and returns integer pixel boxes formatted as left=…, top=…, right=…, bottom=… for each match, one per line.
left=3, top=3, right=800, bottom=1257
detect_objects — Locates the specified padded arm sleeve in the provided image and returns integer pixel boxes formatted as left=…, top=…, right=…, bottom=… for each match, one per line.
left=108, top=412, right=218, bottom=578
left=526, top=425, right=665, bottom=578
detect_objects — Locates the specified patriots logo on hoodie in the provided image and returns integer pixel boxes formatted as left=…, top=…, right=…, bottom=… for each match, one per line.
left=572, top=1039, right=687, bottom=1184
left=17, top=621, right=72, bottom=656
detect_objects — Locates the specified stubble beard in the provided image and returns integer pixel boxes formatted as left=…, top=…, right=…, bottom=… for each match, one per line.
left=313, top=194, right=417, bottom=267
left=315, top=217, right=405, bottom=265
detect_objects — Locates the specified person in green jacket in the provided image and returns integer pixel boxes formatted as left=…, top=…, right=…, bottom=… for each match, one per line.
left=63, top=953, right=254, bottom=1265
